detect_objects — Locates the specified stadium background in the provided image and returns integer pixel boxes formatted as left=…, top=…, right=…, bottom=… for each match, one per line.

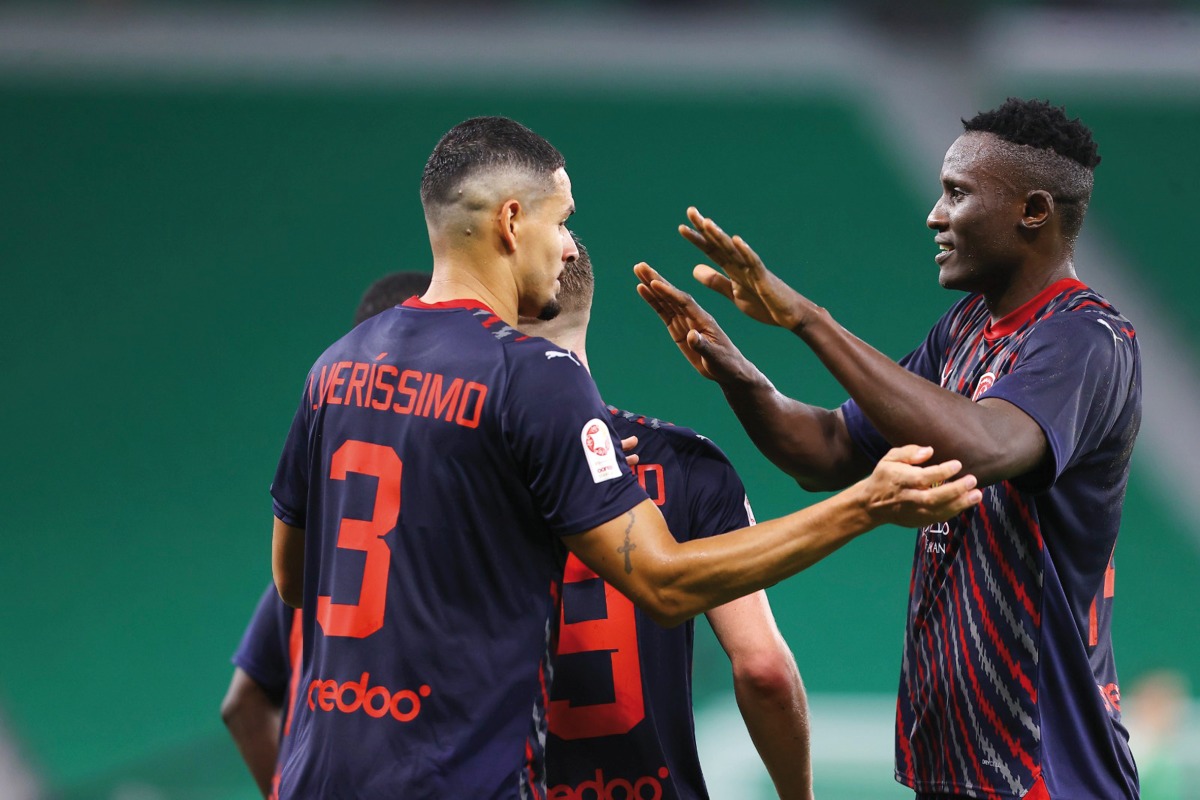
left=1, top=2, right=1198, bottom=798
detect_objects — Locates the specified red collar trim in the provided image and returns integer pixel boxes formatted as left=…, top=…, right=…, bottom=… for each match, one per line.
left=401, top=296, right=496, bottom=314
left=983, top=278, right=1087, bottom=341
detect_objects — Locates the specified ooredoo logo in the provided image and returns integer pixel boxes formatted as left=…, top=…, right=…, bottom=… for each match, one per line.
left=307, top=672, right=431, bottom=723
left=548, top=767, right=670, bottom=800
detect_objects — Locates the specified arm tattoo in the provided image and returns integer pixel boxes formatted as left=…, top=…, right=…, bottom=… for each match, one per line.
left=616, top=510, right=637, bottom=574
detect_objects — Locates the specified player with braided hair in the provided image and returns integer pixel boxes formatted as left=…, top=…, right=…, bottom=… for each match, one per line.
left=638, top=98, right=1141, bottom=799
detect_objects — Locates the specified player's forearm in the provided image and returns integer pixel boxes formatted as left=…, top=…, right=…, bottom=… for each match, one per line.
left=717, top=367, right=865, bottom=491
left=646, top=488, right=873, bottom=626
left=220, top=678, right=282, bottom=798
left=795, top=309, right=1031, bottom=484
left=733, top=659, right=813, bottom=800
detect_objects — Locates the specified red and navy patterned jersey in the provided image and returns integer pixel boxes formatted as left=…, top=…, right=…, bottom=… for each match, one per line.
left=841, top=279, right=1141, bottom=799
left=270, top=297, right=647, bottom=799
left=545, top=408, right=754, bottom=800
left=230, top=584, right=303, bottom=800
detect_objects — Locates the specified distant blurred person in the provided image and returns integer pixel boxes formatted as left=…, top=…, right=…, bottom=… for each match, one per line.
left=525, top=236, right=812, bottom=800
left=221, top=271, right=431, bottom=798
left=1127, top=671, right=1190, bottom=800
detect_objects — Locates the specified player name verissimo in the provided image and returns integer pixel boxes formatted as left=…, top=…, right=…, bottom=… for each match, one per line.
left=306, top=358, right=487, bottom=429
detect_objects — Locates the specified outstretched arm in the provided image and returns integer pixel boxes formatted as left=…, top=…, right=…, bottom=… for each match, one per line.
left=635, top=263, right=871, bottom=490
left=707, top=593, right=812, bottom=800
left=668, top=207, right=1048, bottom=486
left=564, top=445, right=980, bottom=628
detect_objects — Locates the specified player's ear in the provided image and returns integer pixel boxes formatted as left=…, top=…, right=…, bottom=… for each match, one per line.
left=497, top=199, right=520, bottom=254
left=1021, top=190, right=1053, bottom=230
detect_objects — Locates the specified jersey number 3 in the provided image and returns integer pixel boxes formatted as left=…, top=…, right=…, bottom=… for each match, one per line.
left=549, top=555, right=646, bottom=739
left=317, top=440, right=402, bottom=639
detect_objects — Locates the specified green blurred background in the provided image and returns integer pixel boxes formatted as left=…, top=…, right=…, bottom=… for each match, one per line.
left=1, top=4, right=1198, bottom=798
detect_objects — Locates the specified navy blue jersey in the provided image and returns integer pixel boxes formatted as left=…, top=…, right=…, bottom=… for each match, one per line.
left=231, top=585, right=303, bottom=800
left=546, top=408, right=753, bottom=800
left=270, top=298, right=647, bottom=799
left=841, top=279, right=1141, bottom=799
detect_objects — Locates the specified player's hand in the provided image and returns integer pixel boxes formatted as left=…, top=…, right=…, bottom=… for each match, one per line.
left=635, top=262, right=752, bottom=385
left=680, top=207, right=816, bottom=332
left=857, top=445, right=982, bottom=529
left=620, top=435, right=639, bottom=468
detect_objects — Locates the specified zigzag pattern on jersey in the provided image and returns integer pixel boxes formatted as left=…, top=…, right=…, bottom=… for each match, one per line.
left=898, top=282, right=1132, bottom=799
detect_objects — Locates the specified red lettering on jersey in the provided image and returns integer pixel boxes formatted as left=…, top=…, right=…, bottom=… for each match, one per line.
left=372, top=365, right=397, bottom=410
left=306, top=672, right=432, bottom=723
left=423, top=374, right=463, bottom=421
left=635, top=464, right=666, bottom=506
left=455, top=382, right=487, bottom=428
left=548, top=767, right=669, bottom=800
left=325, top=361, right=350, bottom=405
left=393, top=369, right=421, bottom=414
left=1088, top=552, right=1116, bottom=647
left=346, top=362, right=370, bottom=407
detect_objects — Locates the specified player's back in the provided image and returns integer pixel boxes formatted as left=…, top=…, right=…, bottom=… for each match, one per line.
left=546, top=408, right=753, bottom=800
left=271, top=299, right=646, bottom=798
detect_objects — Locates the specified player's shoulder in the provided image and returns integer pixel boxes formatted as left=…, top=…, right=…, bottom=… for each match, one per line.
left=607, top=406, right=733, bottom=463
left=1035, top=284, right=1138, bottom=349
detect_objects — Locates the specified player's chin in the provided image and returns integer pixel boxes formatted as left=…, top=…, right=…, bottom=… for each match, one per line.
left=536, top=298, right=562, bottom=321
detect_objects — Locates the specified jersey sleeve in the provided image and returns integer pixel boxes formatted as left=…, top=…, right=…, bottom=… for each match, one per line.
left=501, top=347, right=647, bottom=537
left=270, top=383, right=312, bottom=528
left=231, top=584, right=296, bottom=705
left=683, top=437, right=753, bottom=539
left=980, top=312, right=1138, bottom=492
left=840, top=312, right=952, bottom=462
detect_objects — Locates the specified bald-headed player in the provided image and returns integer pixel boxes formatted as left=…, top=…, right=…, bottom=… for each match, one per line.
left=523, top=236, right=812, bottom=799
left=269, top=116, right=980, bottom=797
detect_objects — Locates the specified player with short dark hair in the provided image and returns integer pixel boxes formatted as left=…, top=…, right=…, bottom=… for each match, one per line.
left=637, top=98, right=1141, bottom=799
left=524, top=237, right=812, bottom=800
left=270, top=115, right=980, bottom=797
left=222, top=271, right=432, bottom=798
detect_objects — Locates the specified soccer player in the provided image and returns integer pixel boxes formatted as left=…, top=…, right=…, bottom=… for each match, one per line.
left=636, top=98, right=1140, bottom=799
left=222, top=270, right=433, bottom=798
left=521, top=237, right=812, bottom=799
left=269, top=115, right=980, bottom=797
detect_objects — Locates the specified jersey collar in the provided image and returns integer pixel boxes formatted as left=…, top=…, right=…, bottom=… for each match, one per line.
left=983, top=278, right=1087, bottom=341
left=402, top=296, right=496, bottom=314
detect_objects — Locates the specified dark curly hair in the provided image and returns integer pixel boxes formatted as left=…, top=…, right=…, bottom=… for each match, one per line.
left=963, top=98, right=1099, bottom=242
left=963, top=97, right=1100, bottom=169
left=353, top=271, right=431, bottom=326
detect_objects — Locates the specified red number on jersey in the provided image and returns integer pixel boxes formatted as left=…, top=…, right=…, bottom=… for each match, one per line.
left=316, top=440, right=402, bottom=639
left=549, top=554, right=645, bottom=739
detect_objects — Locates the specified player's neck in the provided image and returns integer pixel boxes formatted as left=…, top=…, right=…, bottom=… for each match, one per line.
left=983, top=255, right=1077, bottom=321
left=424, top=254, right=520, bottom=325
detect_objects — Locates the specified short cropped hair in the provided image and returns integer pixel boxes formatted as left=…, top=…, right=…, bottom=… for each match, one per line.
left=353, top=271, right=432, bottom=326
left=964, top=98, right=1099, bottom=242
left=421, top=116, right=565, bottom=209
left=557, top=232, right=595, bottom=316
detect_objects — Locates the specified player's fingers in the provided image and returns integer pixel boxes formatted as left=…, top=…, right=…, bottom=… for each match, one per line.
left=917, top=458, right=968, bottom=486
left=731, top=235, right=767, bottom=273
left=918, top=476, right=982, bottom=510
left=694, top=265, right=735, bottom=302
left=620, top=435, right=639, bottom=452
left=881, top=444, right=935, bottom=466
left=686, top=328, right=710, bottom=354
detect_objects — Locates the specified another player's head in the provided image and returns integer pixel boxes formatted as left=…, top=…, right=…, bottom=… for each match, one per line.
left=518, top=232, right=595, bottom=366
left=421, top=116, right=577, bottom=321
left=353, top=271, right=432, bottom=326
left=927, top=97, right=1100, bottom=293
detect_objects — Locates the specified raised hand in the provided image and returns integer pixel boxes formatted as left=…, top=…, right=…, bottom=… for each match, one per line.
left=680, top=207, right=816, bottom=332
left=635, top=262, right=752, bottom=385
left=857, top=445, right=982, bottom=529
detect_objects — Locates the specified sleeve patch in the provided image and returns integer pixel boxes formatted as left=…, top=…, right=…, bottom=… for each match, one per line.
left=581, top=418, right=622, bottom=483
